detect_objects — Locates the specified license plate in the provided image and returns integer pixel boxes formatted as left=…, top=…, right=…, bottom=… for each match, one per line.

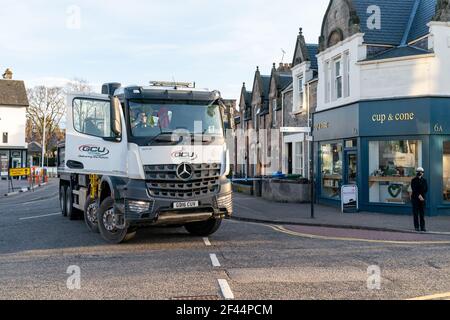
left=173, top=201, right=199, bottom=209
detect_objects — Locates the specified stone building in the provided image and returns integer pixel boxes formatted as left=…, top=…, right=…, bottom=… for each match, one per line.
left=282, top=28, right=318, bottom=178
left=312, top=0, right=450, bottom=215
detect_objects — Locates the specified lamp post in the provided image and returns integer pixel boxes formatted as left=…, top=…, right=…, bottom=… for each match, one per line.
left=41, top=88, right=47, bottom=169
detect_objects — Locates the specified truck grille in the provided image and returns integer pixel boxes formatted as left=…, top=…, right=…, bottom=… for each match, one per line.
left=144, top=163, right=221, bottom=199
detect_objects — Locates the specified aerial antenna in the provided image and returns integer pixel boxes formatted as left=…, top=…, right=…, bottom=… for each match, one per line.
left=281, top=49, right=286, bottom=63
left=172, top=75, right=177, bottom=89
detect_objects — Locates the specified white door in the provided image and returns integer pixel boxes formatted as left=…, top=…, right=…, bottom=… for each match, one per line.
left=65, top=96, right=127, bottom=177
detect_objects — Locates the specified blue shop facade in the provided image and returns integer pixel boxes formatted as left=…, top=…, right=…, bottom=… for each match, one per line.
left=313, top=96, right=450, bottom=216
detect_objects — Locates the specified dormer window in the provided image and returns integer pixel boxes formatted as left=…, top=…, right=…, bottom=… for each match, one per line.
left=298, top=76, right=304, bottom=110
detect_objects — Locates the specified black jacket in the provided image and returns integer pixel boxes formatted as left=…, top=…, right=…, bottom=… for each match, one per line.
left=411, top=176, right=428, bottom=200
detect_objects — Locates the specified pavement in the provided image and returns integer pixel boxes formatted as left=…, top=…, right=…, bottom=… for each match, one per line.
left=1, top=180, right=450, bottom=300
left=0, top=179, right=30, bottom=196
left=233, top=193, right=450, bottom=234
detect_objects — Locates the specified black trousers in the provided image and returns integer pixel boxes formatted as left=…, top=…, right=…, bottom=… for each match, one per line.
left=412, top=199, right=426, bottom=230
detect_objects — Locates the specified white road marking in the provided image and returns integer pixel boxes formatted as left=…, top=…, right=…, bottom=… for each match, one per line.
left=210, top=254, right=221, bottom=267
left=218, top=279, right=234, bottom=300
left=19, top=213, right=61, bottom=221
left=203, top=237, right=211, bottom=246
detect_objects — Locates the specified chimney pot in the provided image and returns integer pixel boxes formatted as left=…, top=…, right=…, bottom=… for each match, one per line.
left=2, top=68, right=13, bottom=80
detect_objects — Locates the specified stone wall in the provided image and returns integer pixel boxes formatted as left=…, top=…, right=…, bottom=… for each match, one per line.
left=262, top=180, right=311, bottom=203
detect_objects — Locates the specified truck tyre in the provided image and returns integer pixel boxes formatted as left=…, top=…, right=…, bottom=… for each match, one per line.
left=185, top=218, right=222, bottom=236
left=65, top=186, right=79, bottom=221
left=84, top=197, right=99, bottom=233
left=60, top=185, right=67, bottom=217
left=97, top=197, right=136, bottom=244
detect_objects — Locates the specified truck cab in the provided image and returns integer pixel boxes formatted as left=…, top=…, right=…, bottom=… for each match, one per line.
left=58, top=82, right=233, bottom=243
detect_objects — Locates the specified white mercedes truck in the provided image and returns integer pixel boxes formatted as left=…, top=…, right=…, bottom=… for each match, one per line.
left=57, top=82, right=233, bottom=243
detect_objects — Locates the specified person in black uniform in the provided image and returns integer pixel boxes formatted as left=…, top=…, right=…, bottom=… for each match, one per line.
left=410, top=167, right=428, bottom=232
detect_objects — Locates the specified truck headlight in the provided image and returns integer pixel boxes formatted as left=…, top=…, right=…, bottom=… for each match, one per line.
left=126, top=200, right=153, bottom=214
left=216, top=193, right=233, bottom=215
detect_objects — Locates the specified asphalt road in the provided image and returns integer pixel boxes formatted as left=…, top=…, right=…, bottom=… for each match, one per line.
left=1, top=180, right=450, bottom=300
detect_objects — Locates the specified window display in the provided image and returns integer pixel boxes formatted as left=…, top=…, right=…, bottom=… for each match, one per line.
left=321, top=142, right=343, bottom=199
left=369, top=140, right=421, bottom=204
left=444, top=141, right=450, bottom=202
left=0, top=150, right=9, bottom=177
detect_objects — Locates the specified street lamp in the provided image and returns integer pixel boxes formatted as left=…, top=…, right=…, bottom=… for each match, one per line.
left=41, top=87, right=47, bottom=169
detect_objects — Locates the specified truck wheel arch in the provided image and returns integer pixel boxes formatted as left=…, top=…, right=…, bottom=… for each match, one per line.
left=99, top=176, right=129, bottom=203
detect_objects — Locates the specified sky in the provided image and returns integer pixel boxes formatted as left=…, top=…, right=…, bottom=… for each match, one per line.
left=0, top=0, right=329, bottom=100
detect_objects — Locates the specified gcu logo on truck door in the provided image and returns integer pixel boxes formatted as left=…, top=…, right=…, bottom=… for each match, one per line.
left=79, top=145, right=110, bottom=159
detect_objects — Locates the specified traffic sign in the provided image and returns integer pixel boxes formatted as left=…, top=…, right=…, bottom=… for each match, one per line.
left=9, top=168, right=31, bottom=177
left=280, top=127, right=311, bottom=133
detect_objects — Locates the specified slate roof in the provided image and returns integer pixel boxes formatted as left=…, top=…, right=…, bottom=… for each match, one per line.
left=278, top=74, right=293, bottom=91
left=0, top=80, right=29, bottom=106
left=244, top=91, right=252, bottom=107
left=364, top=45, right=432, bottom=61
left=353, top=0, right=437, bottom=46
left=260, top=75, right=271, bottom=99
left=306, top=44, right=319, bottom=70
left=408, top=0, right=437, bottom=42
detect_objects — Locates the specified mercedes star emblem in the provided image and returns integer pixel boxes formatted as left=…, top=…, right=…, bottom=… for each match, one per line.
left=176, top=163, right=194, bottom=180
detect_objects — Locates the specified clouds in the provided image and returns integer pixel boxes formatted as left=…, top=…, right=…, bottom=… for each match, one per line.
left=0, top=0, right=329, bottom=99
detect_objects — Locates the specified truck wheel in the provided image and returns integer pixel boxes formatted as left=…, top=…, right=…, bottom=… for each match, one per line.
left=60, top=186, right=67, bottom=217
left=65, top=186, right=79, bottom=221
left=185, top=218, right=222, bottom=237
left=84, top=197, right=99, bottom=233
left=97, top=197, right=136, bottom=244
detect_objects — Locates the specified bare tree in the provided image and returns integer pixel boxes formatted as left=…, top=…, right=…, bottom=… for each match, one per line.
left=26, top=86, right=66, bottom=158
left=66, top=78, right=93, bottom=94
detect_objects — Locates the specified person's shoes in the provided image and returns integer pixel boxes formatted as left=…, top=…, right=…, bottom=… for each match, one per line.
left=421, top=229, right=427, bottom=233
left=415, top=228, right=420, bottom=232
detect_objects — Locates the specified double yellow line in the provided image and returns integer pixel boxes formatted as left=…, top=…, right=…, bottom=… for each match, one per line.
left=408, top=292, right=450, bottom=300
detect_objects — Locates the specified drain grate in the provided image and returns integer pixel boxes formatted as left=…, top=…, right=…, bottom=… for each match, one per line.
left=171, top=295, right=220, bottom=301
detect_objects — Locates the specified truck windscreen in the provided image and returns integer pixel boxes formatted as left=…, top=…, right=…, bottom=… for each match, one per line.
left=128, top=102, right=224, bottom=138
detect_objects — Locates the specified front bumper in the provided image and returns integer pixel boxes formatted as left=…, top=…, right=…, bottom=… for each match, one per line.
left=115, top=178, right=233, bottom=226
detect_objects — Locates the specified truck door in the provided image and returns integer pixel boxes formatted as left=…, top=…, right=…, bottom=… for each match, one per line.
left=65, top=96, right=127, bottom=177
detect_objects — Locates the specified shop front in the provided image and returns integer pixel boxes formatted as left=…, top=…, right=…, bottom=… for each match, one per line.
left=313, top=97, right=450, bottom=216
left=0, top=148, right=28, bottom=180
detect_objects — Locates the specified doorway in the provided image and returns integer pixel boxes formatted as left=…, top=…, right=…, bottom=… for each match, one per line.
left=287, top=143, right=293, bottom=174
left=345, top=151, right=357, bottom=185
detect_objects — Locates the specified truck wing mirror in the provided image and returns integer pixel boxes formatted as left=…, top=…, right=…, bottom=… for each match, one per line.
left=110, top=97, right=122, bottom=141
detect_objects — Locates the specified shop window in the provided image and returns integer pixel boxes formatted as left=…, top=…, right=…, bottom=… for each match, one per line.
left=321, top=142, right=343, bottom=199
left=368, top=140, right=422, bottom=204
left=444, top=141, right=450, bottom=202
left=0, top=151, right=9, bottom=177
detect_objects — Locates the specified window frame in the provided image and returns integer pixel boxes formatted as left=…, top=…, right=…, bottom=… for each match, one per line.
left=294, top=141, right=304, bottom=176
left=334, top=57, right=343, bottom=100
left=72, top=98, right=116, bottom=139
left=298, top=76, right=304, bottom=111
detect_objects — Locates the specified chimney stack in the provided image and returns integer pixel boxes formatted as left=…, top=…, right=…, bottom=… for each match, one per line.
left=2, top=68, right=13, bottom=80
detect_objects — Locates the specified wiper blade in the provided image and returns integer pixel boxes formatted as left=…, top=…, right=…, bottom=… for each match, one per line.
left=147, top=132, right=176, bottom=145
